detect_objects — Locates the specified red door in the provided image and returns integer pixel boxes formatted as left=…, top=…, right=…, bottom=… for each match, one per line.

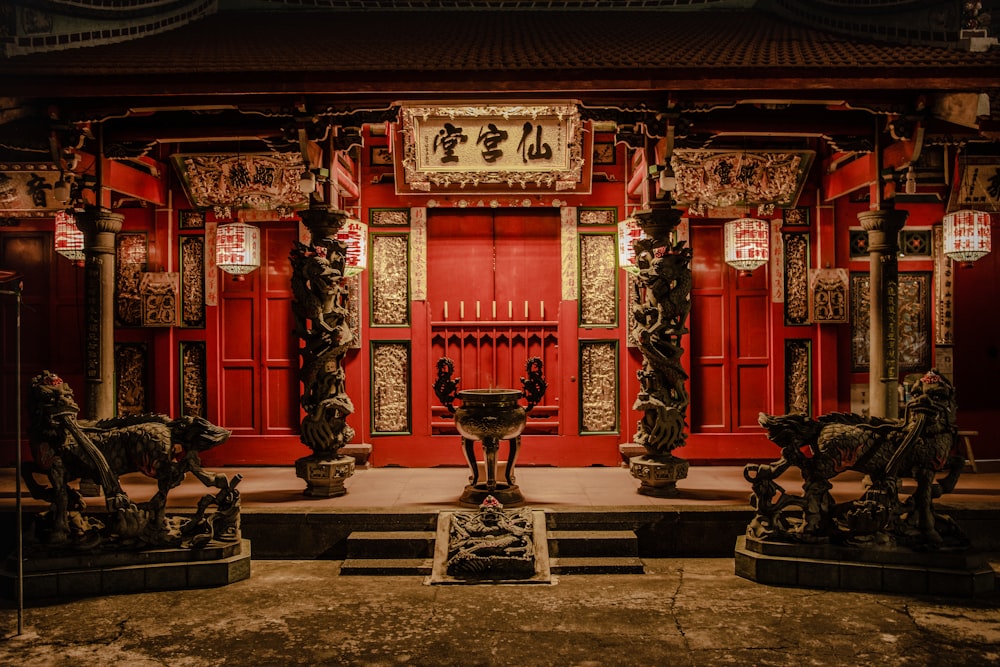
left=215, top=221, right=300, bottom=462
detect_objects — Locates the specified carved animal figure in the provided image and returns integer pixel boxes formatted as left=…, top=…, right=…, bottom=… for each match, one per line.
left=757, top=369, right=961, bottom=546
left=23, top=371, right=231, bottom=544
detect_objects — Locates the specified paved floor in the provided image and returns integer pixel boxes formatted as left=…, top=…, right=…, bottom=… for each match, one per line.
left=3, top=557, right=999, bottom=667
left=3, top=465, right=999, bottom=666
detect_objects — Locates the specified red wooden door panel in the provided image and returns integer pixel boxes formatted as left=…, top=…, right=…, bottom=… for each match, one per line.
left=689, top=222, right=771, bottom=434
left=218, top=222, right=298, bottom=438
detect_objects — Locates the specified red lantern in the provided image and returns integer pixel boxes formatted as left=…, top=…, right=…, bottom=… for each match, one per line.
left=54, top=211, right=85, bottom=264
left=617, top=216, right=645, bottom=275
left=336, top=218, right=368, bottom=276
left=216, top=221, right=260, bottom=279
left=724, top=217, right=770, bottom=274
left=943, top=210, right=992, bottom=263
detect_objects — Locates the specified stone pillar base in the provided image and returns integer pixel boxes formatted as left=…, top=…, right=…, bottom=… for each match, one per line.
left=618, top=444, right=646, bottom=467
left=629, top=454, right=689, bottom=498
left=340, top=443, right=373, bottom=469
left=295, top=454, right=356, bottom=498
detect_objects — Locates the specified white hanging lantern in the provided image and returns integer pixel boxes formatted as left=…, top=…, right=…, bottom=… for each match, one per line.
left=216, top=221, right=261, bottom=279
left=336, top=218, right=369, bottom=276
left=54, top=211, right=85, bottom=264
left=943, top=209, right=992, bottom=263
left=617, top=216, right=645, bottom=275
left=724, top=217, right=770, bottom=274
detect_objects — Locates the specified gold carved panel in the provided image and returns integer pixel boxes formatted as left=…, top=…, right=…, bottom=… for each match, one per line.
left=783, top=232, right=809, bottom=326
left=579, top=233, right=617, bottom=326
left=372, top=342, right=410, bottom=434
left=784, top=339, right=811, bottom=416
left=115, top=342, right=148, bottom=416
left=580, top=340, right=618, bottom=433
left=371, top=233, right=410, bottom=326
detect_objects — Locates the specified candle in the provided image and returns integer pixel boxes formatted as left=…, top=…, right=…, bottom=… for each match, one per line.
left=476, top=301, right=481, bottom=319
left=508, top=301, right=513, bottom=319
left=460, top=301, right=465, bottom=319
left=540, top=300, right=545, bottom=319
left=524, top=300, right=529, bottom=318
left=444, top=301, right=448, bottom=319
left=492, top=300, right=496, bottom=319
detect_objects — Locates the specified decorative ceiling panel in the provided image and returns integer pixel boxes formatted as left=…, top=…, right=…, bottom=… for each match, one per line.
left=171, top=153, right=308, bottom=211
left=671, top=150, right=814, bottom=214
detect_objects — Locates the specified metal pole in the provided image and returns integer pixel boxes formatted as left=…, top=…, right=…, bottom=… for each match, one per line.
left=0, top=279, right=23, bottom=634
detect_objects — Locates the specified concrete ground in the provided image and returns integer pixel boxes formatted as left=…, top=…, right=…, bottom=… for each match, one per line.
left=3, top=557, right=999, bottom=667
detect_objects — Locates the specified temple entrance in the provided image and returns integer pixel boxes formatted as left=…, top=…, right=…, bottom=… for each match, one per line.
left=426, top=210, right=562, bottom=437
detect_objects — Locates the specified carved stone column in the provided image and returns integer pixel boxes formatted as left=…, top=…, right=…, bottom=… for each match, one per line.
left=858, top=208, right=908, bottom=419
left=291, top=205, right=357, bottom=497
left=626, top=205, right=692, bottom=497
left=76, top=206, right=123, bottom=421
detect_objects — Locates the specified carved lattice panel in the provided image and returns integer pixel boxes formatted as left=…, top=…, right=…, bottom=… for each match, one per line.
left=579, top=232, right=617, bottom=326
left=784, top=339, right=811, bottom=416
left=783, top=232, right=810, bottom=326
left=370, top=208, right=410, bottom=226
left=180, top=235, right=206, bottom=328
left=115, top=232, right=147, bottom=327
left=179, top=340, right=207, bottom=418
left=372, top=341, right=411, bottom=434
left=115, top=342, right=148, bottom=416
left=580, top=340, right=618, bottom=433
left=371, top=233, right=410, bottom=326
left=851, top=272, right=931, bottom=373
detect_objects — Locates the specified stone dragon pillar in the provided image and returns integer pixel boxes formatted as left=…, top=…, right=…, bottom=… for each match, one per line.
left=626, top=204, right=693, bottom=497
left=291, top=205, right=357, bottom=497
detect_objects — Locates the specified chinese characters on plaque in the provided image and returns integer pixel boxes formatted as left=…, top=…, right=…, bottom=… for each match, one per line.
left=397, top=104, right=589, bottom=194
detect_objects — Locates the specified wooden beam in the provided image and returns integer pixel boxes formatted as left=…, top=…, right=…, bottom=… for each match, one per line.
left=821, top=126, right=923, bottom=202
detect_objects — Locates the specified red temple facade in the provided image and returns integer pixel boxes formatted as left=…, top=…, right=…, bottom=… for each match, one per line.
left=0, top=1, right=998, bottom=471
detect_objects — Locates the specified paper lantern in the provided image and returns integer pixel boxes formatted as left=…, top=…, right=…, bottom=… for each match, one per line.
left=336, top=218, right=369, bottom=276
left=724, top=217, right=770, bottom=274
left=54, top=211, right=85, bottom=264
left=943, top=209, right=992, bottom=263
left=216, top=221, right=260, bottom=278
left=617, top=216, right=644, bottom=275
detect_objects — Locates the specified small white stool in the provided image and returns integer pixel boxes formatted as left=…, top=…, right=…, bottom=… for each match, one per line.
left=958, top=430, right=978, bottom=473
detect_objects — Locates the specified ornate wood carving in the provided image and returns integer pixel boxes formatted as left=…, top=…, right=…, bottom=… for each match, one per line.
left=578, top=208, right=617, bottom=226
left=783, top=232, right=810, bottom=326
left=579, top=232, right=617, bottom=326
left=580, top=340, right=618, bottom=433
left=370, top=208, right=410, bottom=226
left=115, top=232, right=147, bottom=327
left=140, top=272, right=179, bottom=327
left=372, top=342, right=410, bottom=434
left=180, top=235, right=206, bottom=328
left=784, top=339, right=811, bottom=416
left=808, top=267, right=849, bottom=324
left=170, top=152, right=308, bottom=212
left=115, top=342, right=148, bottom=416
left=179, top=340, right=207, bottom=418
left=371, top=233, right=410, bottom=326
left=851, top=272, right=931, bottom=373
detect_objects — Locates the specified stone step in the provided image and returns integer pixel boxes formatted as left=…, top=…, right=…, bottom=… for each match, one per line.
left=340, top=558, right=434, bottom=576
left=345, top=531, right=436, bottom=559
left=547, top=530, right=639, bottom=558
left=550, top=556, right=646, bottom=575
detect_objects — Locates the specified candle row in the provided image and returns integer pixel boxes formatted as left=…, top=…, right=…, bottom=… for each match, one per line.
left=442, top=300, right=546, bottom=320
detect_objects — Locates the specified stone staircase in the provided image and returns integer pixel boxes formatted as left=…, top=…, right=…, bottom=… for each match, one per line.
left=339, top=510, right=644, bottom=576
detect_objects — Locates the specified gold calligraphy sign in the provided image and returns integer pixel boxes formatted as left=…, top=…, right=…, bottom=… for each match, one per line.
left=396, top=103, right=590, bottom=194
